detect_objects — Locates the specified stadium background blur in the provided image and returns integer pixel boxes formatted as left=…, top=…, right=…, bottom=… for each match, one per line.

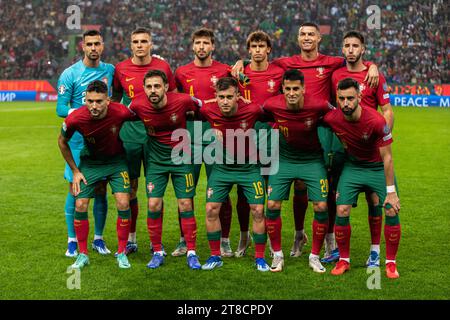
left=0, top=0, right=447, bottom=87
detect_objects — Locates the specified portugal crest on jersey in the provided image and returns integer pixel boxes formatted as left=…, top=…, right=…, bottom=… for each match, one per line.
left=210, top=75, right=218, bottom=86
left=267, top=79, right=276, bottom=92
left=147, top=182, right=155, bottom=193
left=362, top=132, right=369, bottom=141
left=316, top=67, right=325, bottom=78
left=240, top=120, right=248, bottom=130
left=304, top=117, right=313, bottom=129
left=170, top=113, right=178, bottom=123
left=110, top=126, right=118, bottom=135
left=267, top=185, right=273, bottom=196
left=359, top=83, right=366, bottom=93
left=207, top=187, right=214, bottom=199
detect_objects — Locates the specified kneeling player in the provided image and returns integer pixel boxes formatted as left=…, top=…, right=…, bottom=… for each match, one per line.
left=199, top=77, right=270, bottom=272
left=58, top=81, right=136, bottom=269
left=324, top=78, right=401, bottom=278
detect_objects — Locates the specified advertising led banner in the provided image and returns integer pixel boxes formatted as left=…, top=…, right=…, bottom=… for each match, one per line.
left=390, top=95, right=450, bottom=107
left=0, top=91, right=36, bottom=102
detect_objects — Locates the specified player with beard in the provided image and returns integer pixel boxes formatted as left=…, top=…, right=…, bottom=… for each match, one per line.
left=56, top=30, right=114, bottom=258
left=324, top=78, right=401, bottom=279
left=174, top=28, right=235, bottom=258
left=328, top=31, right=394, bottom=267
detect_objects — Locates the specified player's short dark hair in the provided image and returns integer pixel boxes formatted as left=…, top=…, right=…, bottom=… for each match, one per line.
left=216, top=77, right=238, bottom=92
left=246, top=30, right=272, bottom=49
left=83, top=29, right=102, bottom=40
left=299, top=22, right=320, bottom=32
left=337, top=78, right=360, bottom=92
left=343, top=30, right=365, bottom=45
left=192, top=28, right=215, bottom=44
left=143, top=69, right=168, bottom=85
left=131, top=27, right=151, bottom=38
left=282, top=69, right=305, bottom=85
left=86, top=80, right=108, bottom=94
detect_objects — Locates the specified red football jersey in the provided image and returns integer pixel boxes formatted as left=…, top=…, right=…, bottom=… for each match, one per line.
left=239, top=63, right=284, bottom=105
left=175, top=60, right=230, bottom=99
left=200, top=100, right=263, bottom=162
left=263, top=94, right=330, bottom=154
left=331, top=67, right=390, bottom=110
left=62, top=102, right=135, bottom=157
left=113, top=57, right=176, bottom=105
left=272, top=54, right=344, bottom=103
left=323, top=106, right=393, bottom=163
left=129, top=92, right=199, bottom=147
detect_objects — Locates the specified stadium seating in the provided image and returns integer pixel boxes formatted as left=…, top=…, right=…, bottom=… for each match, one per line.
left=0, top=0, right=447, bottom=84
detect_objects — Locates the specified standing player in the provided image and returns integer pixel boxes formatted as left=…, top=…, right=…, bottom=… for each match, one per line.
left=262, top=70, right=330, bottom=273
left=200, top=77, right=270, bottom=272
left=129, top=70, right=201, bottom=270
left=329, top=30, right=394, bottom=267
left=236, top=30, right=284, bottom=257
left=174, top=28, right=234, bottom=258
left=56, top=30, right=114, bottom=257
left=112, top=27, right=177, bottom=254
left=233, top=23, right=380, bottom=259
left=58, top=81, right=136, bottom=269
left=324, top=78, right=401, bottom=279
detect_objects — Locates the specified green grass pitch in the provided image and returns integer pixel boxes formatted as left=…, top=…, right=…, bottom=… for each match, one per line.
left=0, top=102, right=449, bottom=300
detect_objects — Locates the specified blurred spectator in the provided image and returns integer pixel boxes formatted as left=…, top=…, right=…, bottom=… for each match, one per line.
left=0, top=0, right=448, bottom=84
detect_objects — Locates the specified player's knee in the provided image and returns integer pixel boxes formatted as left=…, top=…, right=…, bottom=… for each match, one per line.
left=385, top=207, right=397, bottom=217
left=206, top=203, right=220, bottom=221
left=336, top=205, right=351, bottom=217
left=267, top=200, right=281, bottom=211
left=251, top=205, right=265, bottom=222
left=312, top=201, right=328, bottom=213
left=75, top=199, right=89, bottom=212
left=178, top=198, right=193, bottom=212
left=115, top=198, right=130, bottom=211
left=148, top=199, right=162, bottom=212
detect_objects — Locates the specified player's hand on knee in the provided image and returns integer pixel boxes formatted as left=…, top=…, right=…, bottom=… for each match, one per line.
left=72, top=171, right=87, bottom=196
left=384, top=193, right=400, bottom=214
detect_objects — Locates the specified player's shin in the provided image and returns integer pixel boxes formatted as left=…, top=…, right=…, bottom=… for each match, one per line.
left=219, top=197, right=233, bottom=238
left=265, top=209, right=282, bottom=252
left=384, top=214, right=401, bottom=261
left=311, top=211, right=328, bottom=255
left=207, top=230, right=221, bottom=256
left=334, top=216, right=351, bottom=261
left=129, top=198, right=139, bottom=242
left=93, top=194, right=108, bottom=237
left=293, top=189, right=308, bottom=232
left=74, top=211, right=89, bottom=254
left=65, top=192, right=76, bottom=239
left=147, top=210, right=163, bottom=252
left=368, top=205, right=383, bottom=248
left=117, top=209, right=131, bottom=254
left=180, top=211, right=197, bottom=251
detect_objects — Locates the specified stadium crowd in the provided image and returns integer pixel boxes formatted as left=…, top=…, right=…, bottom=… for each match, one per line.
left=0, top=0, right=447, bottom=84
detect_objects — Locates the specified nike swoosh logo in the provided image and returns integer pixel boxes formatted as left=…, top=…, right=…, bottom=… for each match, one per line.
left=254, top=195, right=264, bottom=199
left=186, top=187, right=194, bottom=192
left=143, top=118, right=151, bottom=122
left=126, top=77, right=135, bottom=82
left=277, top=119, right=288, bottom=123
left=186, top=79, right=195, bottom=83
left=213, top=122, right=222, bottom=127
